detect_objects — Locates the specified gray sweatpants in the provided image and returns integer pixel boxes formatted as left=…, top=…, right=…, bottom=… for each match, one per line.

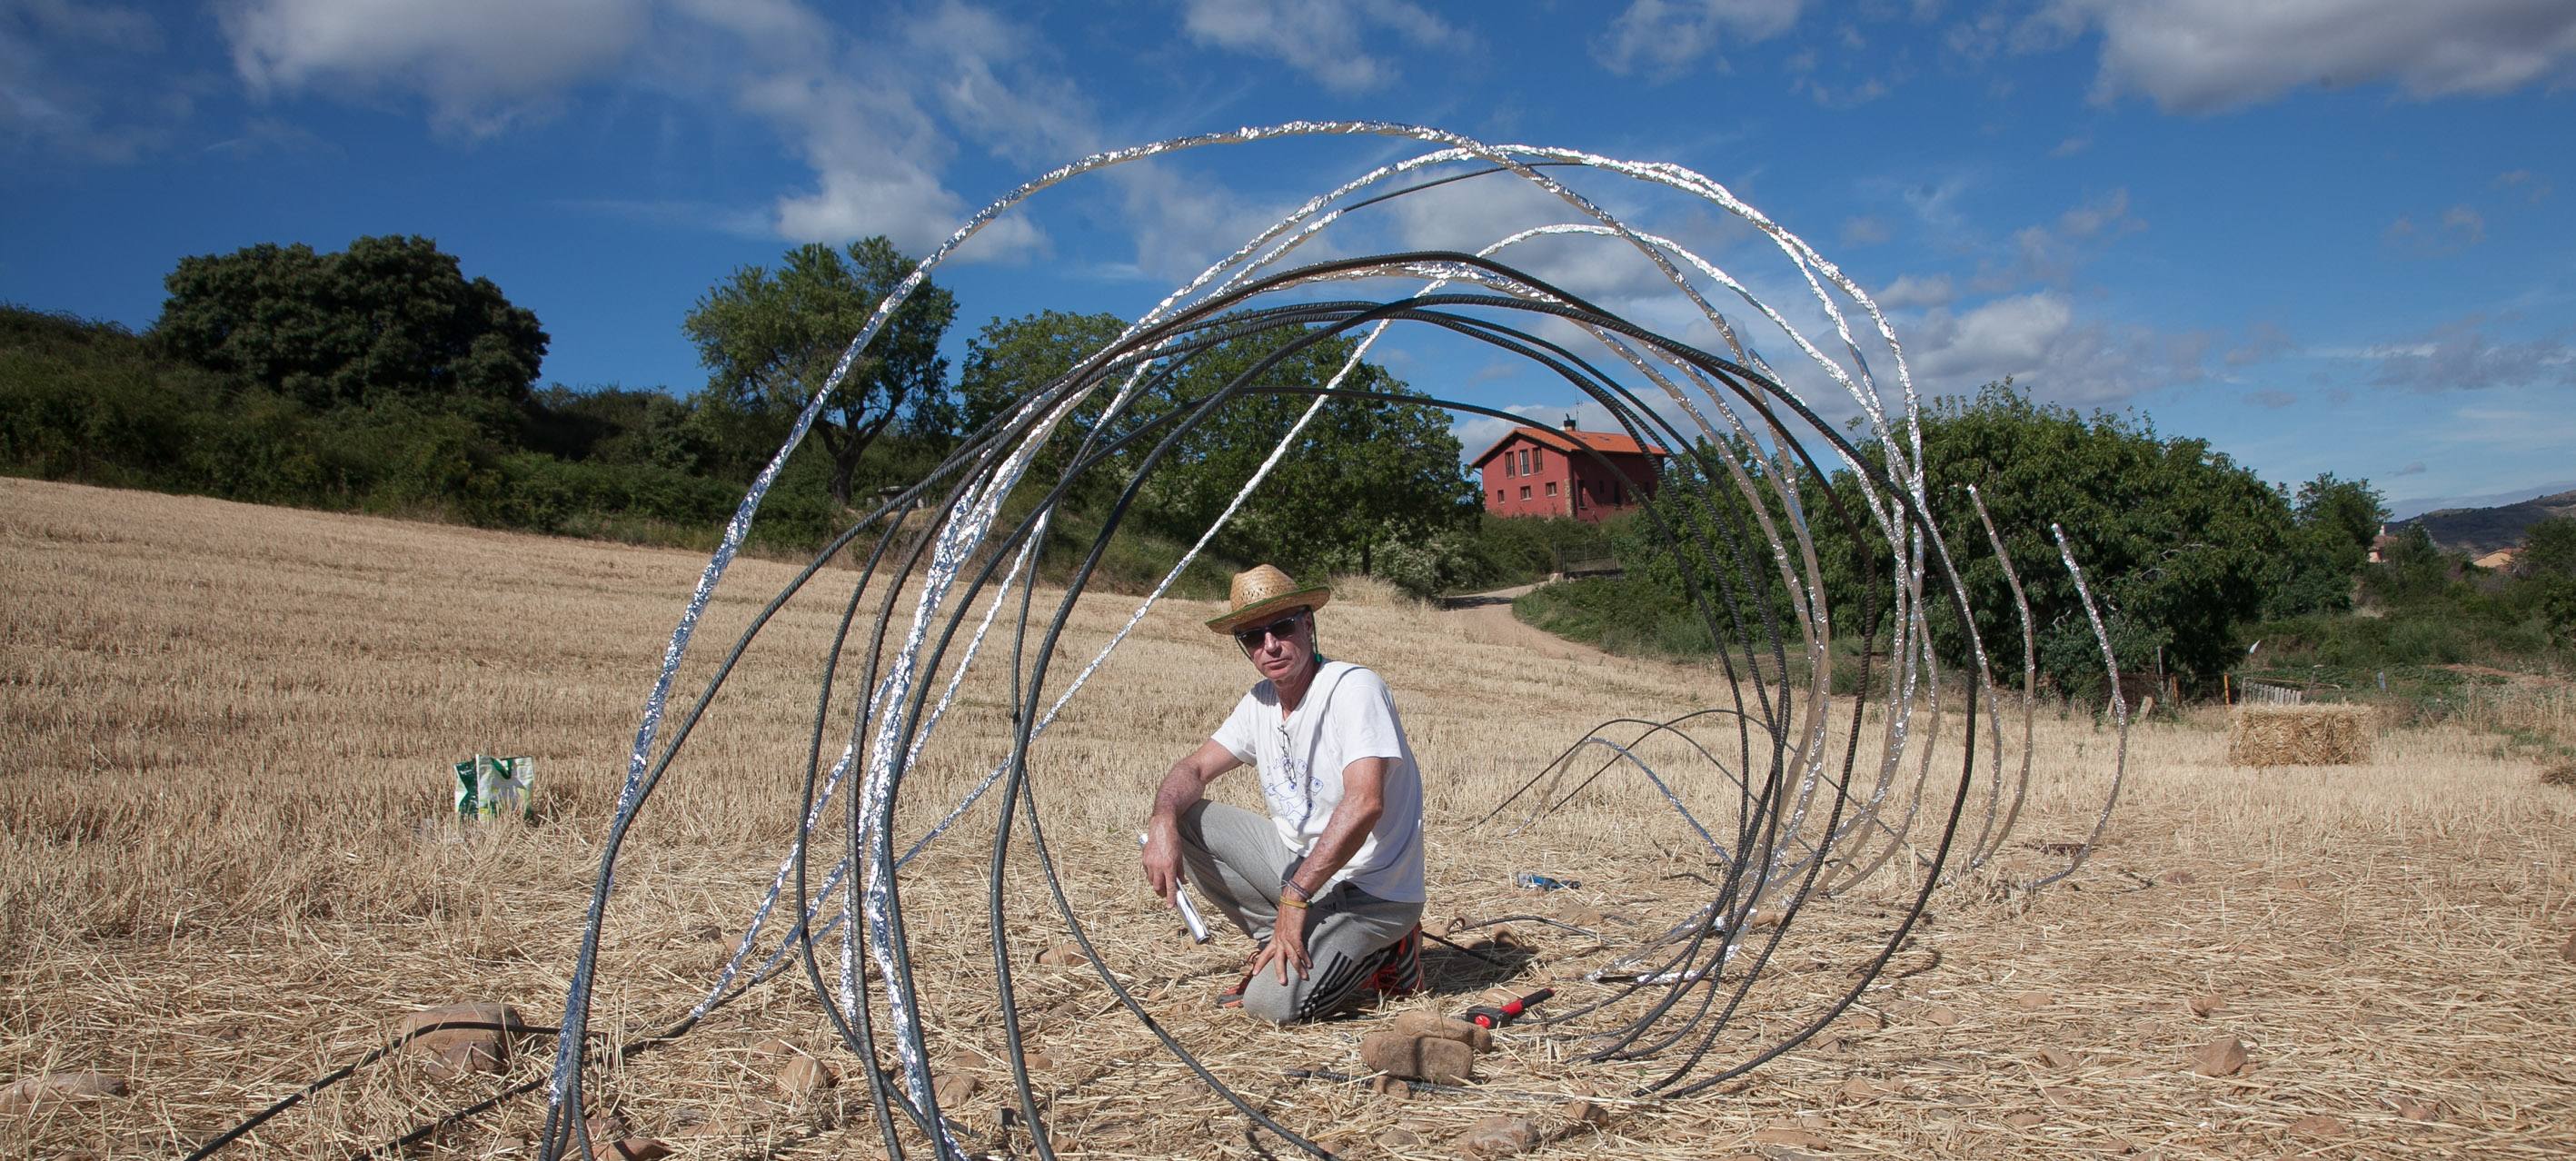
left=1176, top=801, right=1423, bottom=1024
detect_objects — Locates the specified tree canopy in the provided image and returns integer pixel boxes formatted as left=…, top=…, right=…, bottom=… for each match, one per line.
left=154, top=234, right=547, bottom=427
left=1807, top=382, right=2293, bottom=693
left=952, top=310, right=1478, bottom=589
left=2264, top=472, right=2388, bottom=617
left=682, top=237, right=955, bottom=504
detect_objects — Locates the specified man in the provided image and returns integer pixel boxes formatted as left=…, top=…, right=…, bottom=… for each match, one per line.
left=1139, top=564, right=1426, bottom=1024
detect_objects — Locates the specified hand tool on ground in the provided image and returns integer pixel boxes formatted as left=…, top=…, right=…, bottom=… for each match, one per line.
left=1457, top=987, right=1554, bottom=1029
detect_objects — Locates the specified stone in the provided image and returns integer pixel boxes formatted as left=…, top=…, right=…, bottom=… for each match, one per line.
left=1389, top=1011, right=1494, bottom=1052
left=0, top=1071, right=129, bottom=1113
left=775, top=1054, right=837, bottom=1097
left=2188, top=1037, right=2249, bottom=1077
left=1921, top=1005, right=1961, bottom=1027
left=2004, top=1111, right=2044, bottom=1129
left=1748, top=1126, right=1829, bottom=1149
left=398, top=1002, right=522, bottom=1079
left=1022, top=1051, right=1056, bottom=1072
left=1035, top=943, right=1089, bottom=967
left=594, top=1138, right=673, bottom=1160
left=2185, top=993, right=2226, bottom=1018
left=2011, top=990, right=2054, bottom=1010
left=747, top=1037, right=803, bottom=1058
left=933, top=1073, right=980, bottom=1106
left=2385, top=1095, right=2440, bottom=1121
left=584, top=1112, right=632, bottom=1141
left=1359, top=1031, right=1474, bottom=1086
left=2035, top=1047, right=2080, bottom=1069
left=1836, top=1077, right=1885, bottom=1103
left=1561, top=1098, right=1609, bottom=1126
left=2286, top=1115, right=2343, bottom=1138
left=1369, top=1075, right=1411, bottom=1101
left=1377, top=1127, right=1423, bottom=1148
left=2560, top=928, right=2575, bottom=962
left=1455, top=1115, right=1537, bottom=1156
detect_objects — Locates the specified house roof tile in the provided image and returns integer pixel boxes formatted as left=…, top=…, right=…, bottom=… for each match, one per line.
left=1468, top=424, right=1666, bottom=469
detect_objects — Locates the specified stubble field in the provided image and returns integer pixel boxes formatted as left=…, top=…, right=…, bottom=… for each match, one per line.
left=4, top=476, right=2573, bottom=1159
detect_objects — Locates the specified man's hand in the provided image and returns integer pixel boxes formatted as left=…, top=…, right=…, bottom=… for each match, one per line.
left=1139, top=823, right=1184, bottom=904
left=1249, top=908, right=1312, bottom=985
left=1142, top=740, right=1241, bottom=902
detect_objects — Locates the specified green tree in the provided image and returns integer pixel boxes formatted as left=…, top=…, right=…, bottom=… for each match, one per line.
left=954, top=309, right=1130, bottom=484
left=2265, top=472, right=2386, bottom=616
left=1808, top=382, right=2293, bottom=695
left=1139, top=323, right=1479, bottom=584
left=2521, top=516, right=2576, bottom=647
left=682, top=237, right=956, bottom=505
left=154, top=235, right=546, bottom=426
left=2519, top=515, right=2576, bottom=580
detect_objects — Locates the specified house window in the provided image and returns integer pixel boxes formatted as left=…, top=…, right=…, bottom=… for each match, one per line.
left=1518, top=485, right=1530, bottom=501
left=1495, top=489, right=1505, bottom=502
left=1504, top=452, right=1515, bottom=477
left=1518, top=448, right=1529, bottom=474
left=1546, top=481, right=1557, bottom=497
left=1612, top=483, right=1624, bottom=504
left=1531, top=448, right=1544, bottom=471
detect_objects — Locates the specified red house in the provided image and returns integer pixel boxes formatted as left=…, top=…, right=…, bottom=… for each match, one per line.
left=1469, top=418, right=1666, bottom=522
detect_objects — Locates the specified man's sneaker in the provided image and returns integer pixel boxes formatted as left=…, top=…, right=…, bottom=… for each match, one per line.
left=1365, top=924, right=1424, bottom=997
left=1216, top=968, right=1253, bottom=1008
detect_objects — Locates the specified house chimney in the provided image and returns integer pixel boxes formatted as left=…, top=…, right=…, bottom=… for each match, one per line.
left=1562, top=415, right=1578, bottom=432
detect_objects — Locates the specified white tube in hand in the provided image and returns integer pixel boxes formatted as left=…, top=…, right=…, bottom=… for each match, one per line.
left=1139, top=832, right=1212, bottom=943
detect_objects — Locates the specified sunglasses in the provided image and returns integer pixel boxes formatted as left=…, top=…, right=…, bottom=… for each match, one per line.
left=1233, top=611, right=1307, bottom=650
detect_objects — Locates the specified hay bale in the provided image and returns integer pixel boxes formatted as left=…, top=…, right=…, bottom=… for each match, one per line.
left=2227, top=704, right=2372, bottom=766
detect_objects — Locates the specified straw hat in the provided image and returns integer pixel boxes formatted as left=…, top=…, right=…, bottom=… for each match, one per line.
left=1205, top=564, right=1332, bottom=634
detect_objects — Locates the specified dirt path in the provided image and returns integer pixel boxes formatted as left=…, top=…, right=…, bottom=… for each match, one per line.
left=1435, top=581, right=1619, bottom=663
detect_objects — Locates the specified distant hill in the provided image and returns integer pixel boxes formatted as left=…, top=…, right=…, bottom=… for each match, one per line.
left=2394, top=490, right=2576, bottom=556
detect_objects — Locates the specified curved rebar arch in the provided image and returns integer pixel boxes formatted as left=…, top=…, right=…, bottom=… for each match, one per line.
left=521, top=123, right=2142, bottom=1161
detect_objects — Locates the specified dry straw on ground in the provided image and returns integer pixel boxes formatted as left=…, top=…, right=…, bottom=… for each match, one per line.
left=2226, top=704, right=2375, bottom=766
left=5, top=477, right=2575, bottom=1159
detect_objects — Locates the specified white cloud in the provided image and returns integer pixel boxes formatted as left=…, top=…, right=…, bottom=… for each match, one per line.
left=2492, top=168, right=2554, bottom=202
left=2054, top=0, right=2576, bottom=114
left=1109, top=158, right=1309, bottom=283
left=2223, top=320, right=2292, bottom=366
left=1596, top=0, right=1806, bottom=78
left=2370, top=316, right=2576, bottom=392
left=1971, top=185, right=2143, bottom=291
left=1874, top=273, right=1954, bottom=309
left=212, top=0, right=1084, bottom=257
left=2382, top=205, right=2487, bottom=256
left=1, top=1, right=177, bottom=163
left=1908, top=290, right=2211, bottom=402
left=1179, top=0, right=1467, bottom=94
left=223, top=0, right=649, bottom=135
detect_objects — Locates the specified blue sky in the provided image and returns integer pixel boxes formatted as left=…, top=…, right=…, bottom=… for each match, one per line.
left=5, top=0, right=2571, bottom=518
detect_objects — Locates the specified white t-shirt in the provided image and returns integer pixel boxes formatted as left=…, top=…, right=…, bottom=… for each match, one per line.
left=1212, top=660, right=1426, bottom=903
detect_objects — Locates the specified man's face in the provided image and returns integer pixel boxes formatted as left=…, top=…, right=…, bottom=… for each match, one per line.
left=1235, top=609, right=1313, bottom=685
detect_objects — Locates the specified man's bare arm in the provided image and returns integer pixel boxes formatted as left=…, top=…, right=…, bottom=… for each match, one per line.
left=1282, top=757, right=1387, bottom=900
left=1140, top=739, right=1241, bottom=899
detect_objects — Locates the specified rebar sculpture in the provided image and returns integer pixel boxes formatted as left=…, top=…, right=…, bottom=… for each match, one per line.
left=190, top=121, right=2139, bottom=1161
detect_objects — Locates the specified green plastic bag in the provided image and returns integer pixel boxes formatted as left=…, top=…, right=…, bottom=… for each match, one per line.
left=453, top=754, right=534, bottom=821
